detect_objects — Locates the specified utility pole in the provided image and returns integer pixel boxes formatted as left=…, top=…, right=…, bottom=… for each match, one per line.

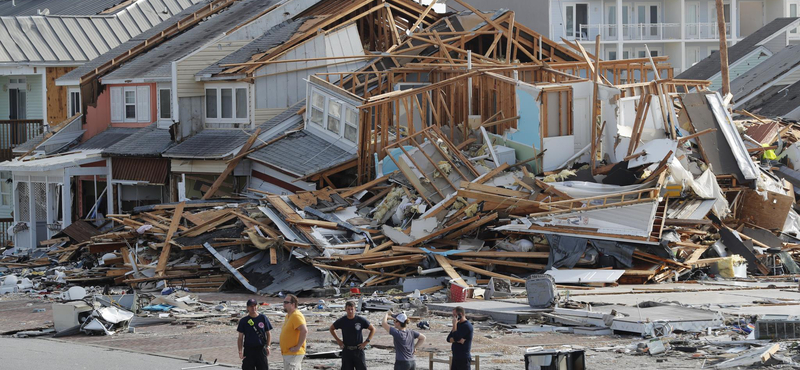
left=716, top=0, right=731, bottom=97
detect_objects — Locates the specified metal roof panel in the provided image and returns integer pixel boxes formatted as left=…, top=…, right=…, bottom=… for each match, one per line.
left=0, top=20, right=27, bottom=61
left=105, top=17, right=131, bottom=43
left=91, top=18, right=121, bottom=49
left=137, top=1, right=162, bottom=26
left=32, top=17, right=71, bottom=61
left=16, top=17, right=56, bottom=61
left=76, top=17, right=110, bottom=56
left=126, top=5, right=153, bottom=32
left=116, top=11, right=142, bottom=36
left=61, top=17, right=98, bottom=60
left=46, top=17, right=86, bottom=61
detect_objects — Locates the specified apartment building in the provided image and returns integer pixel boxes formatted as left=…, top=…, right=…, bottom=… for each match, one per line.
left=458, top=0, right=800, bottom=73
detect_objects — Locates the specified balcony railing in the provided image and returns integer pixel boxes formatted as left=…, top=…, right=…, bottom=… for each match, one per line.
left=552, top=22, right=732, bottom=42
left=684, top=22, right=732, bottom=40
left=0, top=119, right=44, bottom=162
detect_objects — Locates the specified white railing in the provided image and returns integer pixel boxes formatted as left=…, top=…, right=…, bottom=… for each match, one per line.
left=552, top=22, right=731, bottom=42
left=684, top=22, right=731, bottom=40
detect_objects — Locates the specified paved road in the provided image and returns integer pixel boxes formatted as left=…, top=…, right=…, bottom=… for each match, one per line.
left=0, top=337, right=234, bottom=370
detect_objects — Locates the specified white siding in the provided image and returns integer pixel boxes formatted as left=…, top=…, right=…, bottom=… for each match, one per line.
left=175, top=40, right=249, bottom=98
left=254, top=25, right=366, bottom=110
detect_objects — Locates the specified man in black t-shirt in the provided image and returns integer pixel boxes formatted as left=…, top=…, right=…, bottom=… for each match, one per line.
left=237, top=298, right=273, bottom=370
left=446, top=306, right=473, bottom=370
left=329, top=301, right=375, bottom=370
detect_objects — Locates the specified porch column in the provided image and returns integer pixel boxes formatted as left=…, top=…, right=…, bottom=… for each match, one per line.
left=106, top=158, right=114, bottom=216
left=731, top=0, right=738, bottom=43
left=617, top=0, right=624, bottom=58
left=40, top=68, right=47, bottom=129
left=62, top=173, right=71, bottom=228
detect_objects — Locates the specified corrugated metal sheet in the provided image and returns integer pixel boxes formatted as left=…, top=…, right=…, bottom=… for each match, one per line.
left=0, top=0, right=127, bottom=17
left=112, top=157, right=169, bottom=184
left=0, top=0, right=202, bottom=64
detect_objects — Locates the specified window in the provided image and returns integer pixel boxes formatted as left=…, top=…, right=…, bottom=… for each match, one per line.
left=344, top=109, right=358, bottom=143
left=791, top=3, right=799, bottom=34
left=327, top=100, right=341, bottom=134
left=221, top=88, right=233, bottom=118
left=124, top=90, right=136, bottom=119
left=608, top=51, right=617, bottom=60
left=159, top=89, right=171, bottom=120
left=0, top=174, right=12, bottom=207
left=564, top=4, right=588, bottom=39
left=206, top=89, right=217, bottom=119
left=205, top=85, right=248, bottom=124
left=236, top=88, right=247, bottom=119
left=311, top=91, right=325, bottom=126
left=110, top=86, right=150, bottom=123
left=68, top=88, right=81, bottom=117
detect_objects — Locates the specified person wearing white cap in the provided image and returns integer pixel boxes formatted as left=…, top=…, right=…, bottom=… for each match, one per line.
left=381, top=310, right=426, bottom=370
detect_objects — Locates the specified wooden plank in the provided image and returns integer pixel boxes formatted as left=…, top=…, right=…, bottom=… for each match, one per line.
left=448, top=259, right=525, bottom=283
left=182, top=211, right=235, bottom=238
left=156, top=202, right=185, bottom=276
left=434, top=255, right=468, bottom=287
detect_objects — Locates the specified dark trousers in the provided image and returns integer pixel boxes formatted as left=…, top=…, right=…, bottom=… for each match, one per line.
left=341, top=348, right=366, bottom=370
left=242, top=346, right=268, bottom=370
left=394, top=360, right=416, bottom=370
left=451, top=357, right=471, bottom=370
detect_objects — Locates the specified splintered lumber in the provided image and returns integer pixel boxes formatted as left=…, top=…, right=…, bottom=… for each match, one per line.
left=363, top=255, right=425, bottom=269
left=312, top=263, right=405, bottom=277
left=182, top=210, right=236, bottom=238
left=462, top=258, right=546, bottom=269
left=402, top=215, right=481, bottom=247
left=203, top=129, right=261, bottom=199
left=434, top=255, right=468, bottom=287
left=156, top=202, right=185, bottom=276
left=40, top=237, right=69, bottom=246
left=340, top=170, right=398, bottom=198
left=459, top=181, right=529, bottom=198
left=288, top=219, right=339, bottom=229
left=473, top=163, right=510, bottom=184
left=447, top=259, right=525, bottom=283
left=444, top=213, right=498, bottom=240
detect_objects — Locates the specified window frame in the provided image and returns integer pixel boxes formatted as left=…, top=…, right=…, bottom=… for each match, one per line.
left=123, top=87, right=137, bottom=122
left=67, top=87, right=81, bottom=117
left=307, top=87, right=360, bottom=145
left=344, top=108, right=359, bottom=144
left=205, top=83, right=249, bottom=126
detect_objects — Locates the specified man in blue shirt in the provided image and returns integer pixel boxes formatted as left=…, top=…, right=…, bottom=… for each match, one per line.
left=330, top=301, right=375, bottom=370
left=237, top=298, right=273, bottom=370
left=446, top=306, right=473, bottom=370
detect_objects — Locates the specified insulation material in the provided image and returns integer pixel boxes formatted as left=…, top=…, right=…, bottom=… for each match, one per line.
left=668, top=158, right=730, bottom=218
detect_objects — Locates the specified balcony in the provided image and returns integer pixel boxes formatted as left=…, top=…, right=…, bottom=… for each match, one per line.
left=552, top=22, right=731, bottom=42
left=0, top=119, right=44, bottom=162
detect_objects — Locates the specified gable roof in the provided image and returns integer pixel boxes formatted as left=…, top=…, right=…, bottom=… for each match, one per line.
left=0, top=0, right=203, bottom=64
left=57, top=1, right=207, bottom=85
left=101, top=0, right=279, bottom=82
left=676, top=17, right=800, bottom=81
left=740, top=80, right=800, bottom=120
left=730, top=44, right=800, bottom=104
left=197, top=17, right=304, bottom=79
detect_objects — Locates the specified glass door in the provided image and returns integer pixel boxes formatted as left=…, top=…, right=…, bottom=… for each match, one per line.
left=686, top=2, right=699, bottom=38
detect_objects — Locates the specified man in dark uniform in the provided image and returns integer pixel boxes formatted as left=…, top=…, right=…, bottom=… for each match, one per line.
left=329, top=301, right=375, bottom=370
left=447, top=306, right=473, bottom=370
left=237, top=298, right=273, bottom=370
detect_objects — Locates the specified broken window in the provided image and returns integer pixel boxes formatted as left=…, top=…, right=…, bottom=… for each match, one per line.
left=541, top=87, right=573, bottom=137
left=344, top=109, right=358, bottom=143
left=327, top=100, right=341, bottom=134
left=311, top=91, right=325, bottom=126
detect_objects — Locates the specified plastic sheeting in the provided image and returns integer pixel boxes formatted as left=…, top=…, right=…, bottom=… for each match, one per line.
left=590, top=240, right=635, bottom=268
left=545, top=234, right=588, bottom=269
left=668, top=157, right=729, bottom=218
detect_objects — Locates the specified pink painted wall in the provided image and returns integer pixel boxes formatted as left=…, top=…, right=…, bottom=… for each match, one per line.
left=83, top=83, right=158, bottom=141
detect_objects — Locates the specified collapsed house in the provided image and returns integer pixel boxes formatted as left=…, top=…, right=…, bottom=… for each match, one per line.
left=0, top=0, right=798, bottom=299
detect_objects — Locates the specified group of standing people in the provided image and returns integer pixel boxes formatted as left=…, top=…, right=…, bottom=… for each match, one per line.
left=237, top=297, right=474, bottom=370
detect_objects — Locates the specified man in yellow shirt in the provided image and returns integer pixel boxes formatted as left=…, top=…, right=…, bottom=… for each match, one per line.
left=280, top=294, right=308, bottom=370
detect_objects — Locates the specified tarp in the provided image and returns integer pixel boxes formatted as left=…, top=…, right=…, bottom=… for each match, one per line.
left=545, top=234, right=588, bottom=269
left=590, top=240, right=635, bottom=268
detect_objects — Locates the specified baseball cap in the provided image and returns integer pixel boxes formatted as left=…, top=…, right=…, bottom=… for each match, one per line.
left=393, top=312, right=408, bottom=323
left=246, top=298, right=258, bottom=306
